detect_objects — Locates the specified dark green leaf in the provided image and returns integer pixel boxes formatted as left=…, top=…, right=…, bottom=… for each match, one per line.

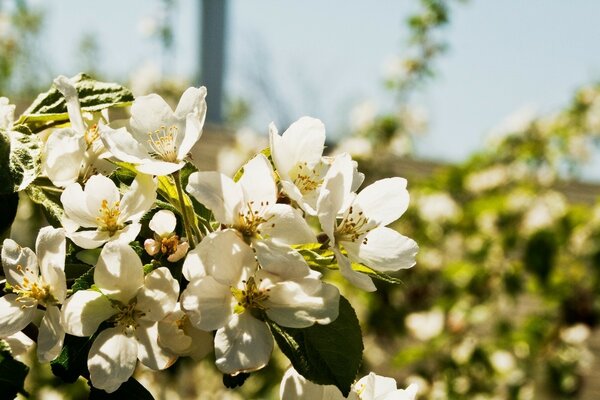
left=0, top=192, right=19, bottom=240
left=269, top=296, right=363, bottom=397
left=0, top=130, right=13, bottom=195
left=9, top=125, right=42, bottom=191
left=17, top=73, right=134, bottom=131
left=89, top=377, right=154, bottom=400
left=51, top=334, right=95, bottom=383
left=25, top=183, right=64, bottom=227
left=0, top=340, right=29, bottom=398
left=71, top=267, right=95, bottom=293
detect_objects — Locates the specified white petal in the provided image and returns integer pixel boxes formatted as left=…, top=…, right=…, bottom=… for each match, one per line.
left=333, top=247, right=376, bottom=292
left=214, top=313, right=273, bottom=375
left=130, top=93, right=176, bottom=137
left=42, top=128, right=85, bottom=187
left=354, top=373, right=401, bottom=400
left=119, top=173, right=157, bottom=222
left=54, top=75, right=85, bottom=134
left=136, top=159, right=185, bottom=176
left=253, top=240, right=311, bottom=280
left=68, top=230, right=111, bottom=250
left=36, top=226, right=67, bottom=303
left=88, top=327, right=138, bottom=393
left=3, top=332, right=34, bottom=357
left=99, top=125, right=149, bottom=163
left=109, top=223, right=142, bottom=245
left=95, top=242, right=144, bottom=304
left=136, top=267, right=179, bottom=321
left=135, top=319, right=176, bottom=370
left=37, top=305, right=65, bottom=362
left=279, top=367, right=345, bottom=400
left=344, top=227, right=418, bottom=272
left=84, top=175, right=120, bottom=219
left=180, top=276, right=233, bottom=331
left=270, top=117, right=325, bottom=180
left=177, top=106, right=207, bottom=159
left=181, top=317, right=213, bottom=361
left=186, top=171, right=243, bottom=225
left=183, top=229, right=254, bottom=284
left=61, top=290, right=115, bottom=336
left=260, top=204, right=316, bottom=245
left=1, top=239, right=38, bottom=288
left=353, top=177, right=409, bottom=227
left=157, top=312, right=193, bottom=355
left=174, top=86, right=207, bottom=119
left=265, top=279, right=340, bottom=328
left=60, top=182, right=97, bottom=228
left=0, top=294, right=36, bottom=337
left=149, top=210, right=177, bottom=236
left=237, top=153, right=277, bottom=207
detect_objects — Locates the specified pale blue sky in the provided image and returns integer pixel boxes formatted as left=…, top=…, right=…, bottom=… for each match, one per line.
left=32, top=0, right=600, bottom=172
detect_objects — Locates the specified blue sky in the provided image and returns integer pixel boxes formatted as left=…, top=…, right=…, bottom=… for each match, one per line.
left=31, top=0, right=600, bottom=171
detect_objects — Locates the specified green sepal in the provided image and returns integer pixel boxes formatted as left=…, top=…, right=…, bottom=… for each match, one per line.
left=268, top=296, right=363, bottom=397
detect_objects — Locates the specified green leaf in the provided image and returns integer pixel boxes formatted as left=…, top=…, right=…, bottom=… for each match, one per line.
left=0, top=340, right=29, bottom=398
left=25, top=183, right=64, bottom=227
left=17, top=73, right=134, bottom=131
left=268, top=296, right=363, bottom=397
left=9, top=125, right=42, bottom=191
left=51, top=334, right=93, bottom=383
left=89, top=377, right=154, bottom=400
left=76, top=248, right=102, bottom=266
left=0, top=192, right=19, bottom=240
left=71, top=267, right=95, bottom=293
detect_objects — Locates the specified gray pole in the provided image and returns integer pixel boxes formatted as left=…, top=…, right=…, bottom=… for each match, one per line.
left=199, top=0, right=227, bottom=125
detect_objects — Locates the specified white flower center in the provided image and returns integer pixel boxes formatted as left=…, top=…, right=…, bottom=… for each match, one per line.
left=231, top=277, right=270, bottom=314
left=335, top=205, right=372, bottom=244
left=291, top=162, right=324, bottom=195
left=234, top=201, right=275, bottom=239
left=96, top=199, right=123, bottom=236
left=147, top=125, right=179, bottom=163
left=12, top=264, right=56, bottom=307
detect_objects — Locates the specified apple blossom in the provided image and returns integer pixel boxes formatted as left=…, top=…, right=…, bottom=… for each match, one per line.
left=317, top=154, right=418, bottom=291
left=60, top=173, right=156, bottom=249
left=180, top=229, right=339, bottom=375
left=60, top=241, right=179, bottom=393
left=144, top=209, right=189, bottom=262
left=42, top=75, right=114, bottom=187
left=100, top=86, right=207, bottom=176
left=0, top=226, right=66, bottom=362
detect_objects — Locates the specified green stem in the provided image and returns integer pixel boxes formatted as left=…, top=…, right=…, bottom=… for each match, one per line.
left=172, top=170, right=196, bottom=249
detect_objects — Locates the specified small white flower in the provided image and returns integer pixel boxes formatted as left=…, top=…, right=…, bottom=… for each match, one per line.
left=100, top=86, right=207, bottom=176
left=61, top=173, right=156, bottom=249
left=279, top=367, right=419, bottom=400
left=0, top=227, right=67, bottom=362
left=269, top=117, right=330, bottom=215
left=144, top=209, right=189, bottom=262
left=181, top=229, right=339, bottom=375
left=186, top=153, right=316, bottom=253
left=317, top=154, right=418, bottom=291
left=42, top=75, right=115, bottom=187
left=61, top=242, right=179, bottom=393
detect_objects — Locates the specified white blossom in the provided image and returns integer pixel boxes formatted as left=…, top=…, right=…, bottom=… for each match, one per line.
left=100, top=86, right=207, bottom=176
left=61, top=173, right=156, bottom=249
left=144, top=209, right=189, bottom=262
left=0, top=227, right=66, bottom=362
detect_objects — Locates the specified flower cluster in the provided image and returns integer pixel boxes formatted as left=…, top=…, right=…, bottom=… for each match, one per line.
left=0, top=75, right=417, bottom=396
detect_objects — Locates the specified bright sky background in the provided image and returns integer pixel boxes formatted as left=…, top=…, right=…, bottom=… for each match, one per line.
left=25, top=0, right=600, bottom=176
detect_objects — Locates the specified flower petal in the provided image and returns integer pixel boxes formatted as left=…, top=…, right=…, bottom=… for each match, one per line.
left=214, top=313, right=273, bottom=375
left=135, top=319, right=176, bottom=370
left=42, top=128, right=85, bottom=187
left=88, top=327, right=138, bottom=393
left=1, top=239, right=38, bottom=288
left=353, top=177, right=409, bottom=227
left=84, top=175, right=121, bottom=220
left=60, top=182, right=97, bottom=228
left=237, top=153, right=277, bottom=207
left=136, top=159, right=185, bottom=176
left=36, top=226, right=67, bottom=303
left=68, top=230, right=111, bottom=250
left=333, top=247, right=376, bottom=292
left=130, top=93, right=176, bottom=138
left=186, top=171, right=243, bottom=225
left=119, top=173, right=157, bottom=222
left=181, top=276, right=233, bottom=332
left=260, top=204, right=316, bottom=245
left=279, top=367, right=346, bottom=400
left=37, top=305, right=65, bottom=362
left=0, top=294, right=36, bottom=337
left=253, top=240, right=311, bottom=280
left=149, top=210, right=177, bottom=236
left=174, top=86, right=207, bottom=119
left=53, top=75, right=85, bottom=134
left=61, top=290, right=116, bottom=336
left=136, top=267, right=179, bottom=321
left=3, top=332, right=34, bottom=357
left=344, top=227, right=418, bottom=272
left=265, top=279, right=340, bottom=328
left=95, top=242, right=144, bottom=303
left=99, top=125, right=150, bottom=163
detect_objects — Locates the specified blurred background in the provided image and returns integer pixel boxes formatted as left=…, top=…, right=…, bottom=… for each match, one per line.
left=5, top=0, right=600, bottom=399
